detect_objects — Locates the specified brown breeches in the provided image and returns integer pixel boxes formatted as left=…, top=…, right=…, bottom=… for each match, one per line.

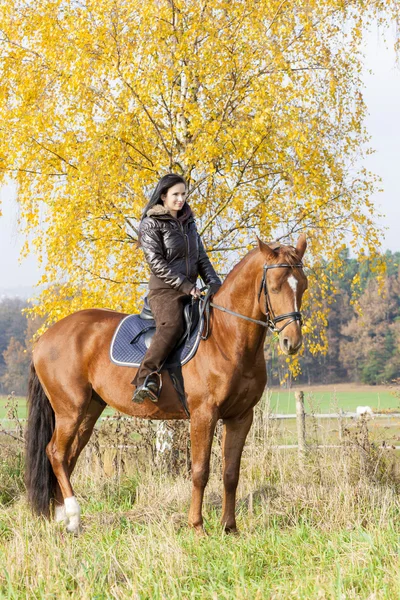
left=134, top=288, right=187, bottom=387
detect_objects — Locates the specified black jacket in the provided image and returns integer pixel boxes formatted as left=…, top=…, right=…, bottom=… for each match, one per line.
left=139, top=203, right=221, bottom=294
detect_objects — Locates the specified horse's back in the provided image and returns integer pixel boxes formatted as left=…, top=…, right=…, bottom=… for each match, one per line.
left=42, top=308, right=126, bottom=333
left=33, top=308, right=127, bottom=370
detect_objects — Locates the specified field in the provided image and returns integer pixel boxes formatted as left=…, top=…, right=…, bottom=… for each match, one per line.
left=1, top=393, right=400, bottom=598
left=0, top=396, right=116, bottom=421
left=268, top=383, right=400, bottom=414
left=1, top=383, right=399, bottom=420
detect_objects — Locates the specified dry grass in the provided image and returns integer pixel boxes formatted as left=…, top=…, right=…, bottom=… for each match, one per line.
left=1, top=399, right=400, bottom=598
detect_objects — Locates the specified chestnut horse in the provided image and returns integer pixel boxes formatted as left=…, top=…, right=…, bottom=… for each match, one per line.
left=25, top=235, right=308, bottom=534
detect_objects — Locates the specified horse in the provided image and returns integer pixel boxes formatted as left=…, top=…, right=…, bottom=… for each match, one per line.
left=25, top=235, right=308, bottom=534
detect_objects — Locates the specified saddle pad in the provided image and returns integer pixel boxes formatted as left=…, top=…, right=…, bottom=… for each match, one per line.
left=109, top=314, right=204, bottom=368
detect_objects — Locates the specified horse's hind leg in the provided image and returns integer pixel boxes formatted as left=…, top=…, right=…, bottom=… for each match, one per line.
left=53, top=392, right=106, bottom=530
left=47, top=421, right=83, bottom=533
left=45, top=384, right=93, bottom=533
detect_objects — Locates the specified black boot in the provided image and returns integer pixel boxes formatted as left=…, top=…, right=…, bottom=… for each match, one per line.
left=132, top=372, right=161, bottom=404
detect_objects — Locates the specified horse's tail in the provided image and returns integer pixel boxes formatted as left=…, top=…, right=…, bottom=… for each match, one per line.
left=25, top=361, right=56, bottom=517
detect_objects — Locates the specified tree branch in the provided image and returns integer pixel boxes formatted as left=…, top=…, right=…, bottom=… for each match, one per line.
left=31, top=138, right=78, bottom=170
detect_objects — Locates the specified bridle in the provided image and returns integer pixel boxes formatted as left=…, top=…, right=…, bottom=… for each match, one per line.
left=257, top=263, right=304, bottom=333
left=207, top=262, right=304, bottom=335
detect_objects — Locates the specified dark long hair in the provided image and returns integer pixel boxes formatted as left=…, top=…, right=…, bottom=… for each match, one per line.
left=141, top=173, right=186, bottom=220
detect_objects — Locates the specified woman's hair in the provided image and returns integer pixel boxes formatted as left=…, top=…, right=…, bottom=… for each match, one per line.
left=141, top=173, right=186, bottom=220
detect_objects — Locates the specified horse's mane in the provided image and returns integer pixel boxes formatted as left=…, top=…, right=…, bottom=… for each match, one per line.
left=221, top=242, right=301, bottom=287
left=221, top=249, right=258, bottom=286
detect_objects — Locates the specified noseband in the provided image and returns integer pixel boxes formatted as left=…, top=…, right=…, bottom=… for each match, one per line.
left=208, top=262, right=304, bottom=335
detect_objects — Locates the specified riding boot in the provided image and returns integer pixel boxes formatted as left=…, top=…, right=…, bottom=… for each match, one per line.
left=132, top=372, right=162, bottom=404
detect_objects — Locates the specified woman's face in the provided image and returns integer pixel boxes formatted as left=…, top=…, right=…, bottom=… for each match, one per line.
left=161, top=183, right=186, bottom=214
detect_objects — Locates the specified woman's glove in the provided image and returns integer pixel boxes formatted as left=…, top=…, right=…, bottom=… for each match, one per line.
left=209, top=282, right=222, bottom=296
left=190, top=287, right=202, bottom=299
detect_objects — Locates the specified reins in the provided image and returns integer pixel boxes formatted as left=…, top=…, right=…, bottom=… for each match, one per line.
left=209, top=303, right=270, bottom=328
left=204, top=262, right=304, bottom=336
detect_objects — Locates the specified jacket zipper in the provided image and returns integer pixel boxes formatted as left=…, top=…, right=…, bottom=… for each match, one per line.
left=185, top=232, right=189, bottom=277
left=179, top=222, right=189, bottom=277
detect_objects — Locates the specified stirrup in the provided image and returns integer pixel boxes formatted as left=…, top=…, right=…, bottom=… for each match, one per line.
left=132, top=372, right=162, bottom=404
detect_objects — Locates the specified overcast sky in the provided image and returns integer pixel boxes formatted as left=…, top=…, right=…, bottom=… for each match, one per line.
left=1, top=25, right=399, bottom=292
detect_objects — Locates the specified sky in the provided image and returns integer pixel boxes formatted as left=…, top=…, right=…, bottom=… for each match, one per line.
left=362, top=25, right=400, bottom=246
left=0, top=25, right=399, bottom=293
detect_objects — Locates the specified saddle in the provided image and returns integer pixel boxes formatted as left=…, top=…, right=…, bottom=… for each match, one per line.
left=110, top=292, right=213, bottom=416
left=138, top=296, right=200, bottom=348
left=109, top=296, right=203, bottom=370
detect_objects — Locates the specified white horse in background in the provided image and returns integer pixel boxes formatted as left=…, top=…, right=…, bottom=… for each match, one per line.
left=356, top=405, right=374, bottom=419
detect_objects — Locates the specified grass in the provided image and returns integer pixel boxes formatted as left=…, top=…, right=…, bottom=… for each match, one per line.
left=2, top=384, right=399, bottom=421
left=1, top=405, right=400, bottom=598
left=0, top=395, right=116, bottom=421
left=269, top=386, right=400, bottom=414
left=265, top=414, right=400, bottom=447
left=1, top=500, right=400, bottom=599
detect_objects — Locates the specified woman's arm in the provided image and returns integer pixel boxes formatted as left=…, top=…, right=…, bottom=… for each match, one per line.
left=140, top=225, right=194, bottom=293
left=197, top=234, right=222, bottom=291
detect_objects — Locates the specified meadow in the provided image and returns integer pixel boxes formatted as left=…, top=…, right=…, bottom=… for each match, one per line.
left=268, top=384, right=400, bottom=415
left=1, top=383, right=399, bottom=420
left=1, top=393, right=400, bottom=599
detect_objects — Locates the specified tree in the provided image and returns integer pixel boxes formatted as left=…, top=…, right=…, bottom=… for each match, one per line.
left=0, top=0, right=399, bottom=356
left=340, top=272, right=400, bottom=384
left=267, top=251, right=400, bottom=385
left=0, top=300, right=44, bottom=394
left=0, top=298, right=27, bottom=381
left=1, top=336, right=30, bottom=395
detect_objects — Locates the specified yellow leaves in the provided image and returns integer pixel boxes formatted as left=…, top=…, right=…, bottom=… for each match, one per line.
left=0, top=0, right=398, bottom=344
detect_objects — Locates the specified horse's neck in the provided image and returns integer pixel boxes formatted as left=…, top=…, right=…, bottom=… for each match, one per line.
left=212, top=255, right=267, bottom=357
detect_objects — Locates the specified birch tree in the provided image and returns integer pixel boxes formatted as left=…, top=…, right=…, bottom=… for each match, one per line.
left=0, top=0, right=398, bottom=357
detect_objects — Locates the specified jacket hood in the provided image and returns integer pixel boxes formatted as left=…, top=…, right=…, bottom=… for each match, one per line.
left=146, top=202, right=193, bottom=224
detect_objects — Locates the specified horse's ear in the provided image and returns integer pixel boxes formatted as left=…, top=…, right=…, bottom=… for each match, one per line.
left=296, top=233, right=307, bottom=260
left=257, top=237, right=278, bottom=261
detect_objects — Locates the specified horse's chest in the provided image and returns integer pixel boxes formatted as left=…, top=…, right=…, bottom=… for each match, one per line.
left=219, top=371, right=265, bottom=418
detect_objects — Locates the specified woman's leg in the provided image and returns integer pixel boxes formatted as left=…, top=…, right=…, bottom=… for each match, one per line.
left=134, top=288, right=187, bottom=389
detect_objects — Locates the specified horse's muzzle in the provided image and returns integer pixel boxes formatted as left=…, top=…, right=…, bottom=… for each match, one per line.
left=279, top=331, right=303, bottom=355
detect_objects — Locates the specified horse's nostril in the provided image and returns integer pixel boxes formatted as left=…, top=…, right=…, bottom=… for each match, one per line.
left=283, top=338, right=290, bottom=351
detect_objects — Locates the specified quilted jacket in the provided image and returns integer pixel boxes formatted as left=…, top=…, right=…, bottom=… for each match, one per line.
left=139, top=203, right=221, bottom=294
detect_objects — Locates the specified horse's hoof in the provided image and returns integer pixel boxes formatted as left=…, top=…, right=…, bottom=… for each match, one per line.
left=64, top=497, right=81, bottom=535
left=66, top=520, right=82, bottom=536
left=54, top=504, right=69, bottom=525
left=190, top=524, right=208, bottom=537
left=223, top=525, right=239, bottom=535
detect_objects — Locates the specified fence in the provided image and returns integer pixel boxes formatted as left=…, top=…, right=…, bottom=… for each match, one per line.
left=2, top=389, right=400, bottom=454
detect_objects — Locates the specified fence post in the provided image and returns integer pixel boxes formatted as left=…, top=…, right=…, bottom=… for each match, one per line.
left=295, top=390, right=306, bottom=465
left=338, top=408, right=344, bottom=442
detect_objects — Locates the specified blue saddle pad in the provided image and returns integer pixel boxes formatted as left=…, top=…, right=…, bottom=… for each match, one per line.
left=109, top=313, right=204, bottom=368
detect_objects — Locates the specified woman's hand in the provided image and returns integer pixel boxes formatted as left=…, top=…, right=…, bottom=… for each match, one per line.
left=190, top=287, right=202, bottom=299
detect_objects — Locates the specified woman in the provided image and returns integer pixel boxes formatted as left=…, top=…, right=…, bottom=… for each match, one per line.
left=133, top=173, right=222, bottom=404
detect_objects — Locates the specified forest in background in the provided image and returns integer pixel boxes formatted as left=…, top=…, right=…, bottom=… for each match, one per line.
left=267, top=250, right=400, bottom=386
left=1, top=249, right=400, bottom=395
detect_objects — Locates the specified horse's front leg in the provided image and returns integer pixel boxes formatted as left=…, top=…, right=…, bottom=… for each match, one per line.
left=221, top=409, right=254, bottom=533
left=188, top=407, right=218, bottom=534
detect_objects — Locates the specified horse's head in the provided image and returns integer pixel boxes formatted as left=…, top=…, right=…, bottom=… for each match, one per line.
left=257, top=234, right=308, bottom=355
